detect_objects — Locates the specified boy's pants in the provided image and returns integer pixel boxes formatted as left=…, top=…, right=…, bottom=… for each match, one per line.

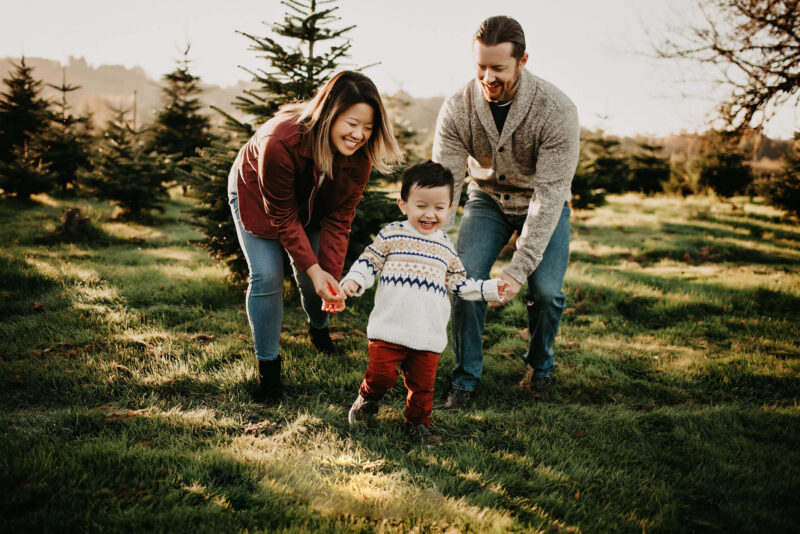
left=358, top=340, right=439, bottom=427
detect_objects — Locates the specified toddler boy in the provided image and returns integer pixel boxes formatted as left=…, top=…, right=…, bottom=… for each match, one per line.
left=340, top=161, right=508, bottom=443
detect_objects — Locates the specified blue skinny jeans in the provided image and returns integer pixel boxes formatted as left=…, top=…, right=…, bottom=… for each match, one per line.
left=451, top=189, right=571, bottom=391
left=228, top=164, right=328, bottom=362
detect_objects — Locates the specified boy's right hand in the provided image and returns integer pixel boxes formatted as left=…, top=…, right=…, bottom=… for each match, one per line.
left=341, top=279, right=362, bottom=297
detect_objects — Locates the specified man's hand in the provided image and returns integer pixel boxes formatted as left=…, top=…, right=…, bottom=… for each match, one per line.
left=489, top=272, right=522, bottom=308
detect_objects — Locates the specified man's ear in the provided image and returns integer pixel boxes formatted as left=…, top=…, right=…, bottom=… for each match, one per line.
left=519, top=52, right=529, bottom=69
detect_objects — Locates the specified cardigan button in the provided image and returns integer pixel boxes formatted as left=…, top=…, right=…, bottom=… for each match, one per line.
left=498, top=146, right=504, bottom=152
left=504, top=194, right=510, bottom=200
left=498, top=174, right=506, bottom=181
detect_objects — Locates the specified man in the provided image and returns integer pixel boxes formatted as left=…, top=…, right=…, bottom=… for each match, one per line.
left=432, top=15, right=579, bottom=408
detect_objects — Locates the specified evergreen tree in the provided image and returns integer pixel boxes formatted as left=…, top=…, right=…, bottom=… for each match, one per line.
left=0, top=141, right=54, bottom=199
left=233, top=0, right=354, bottom=129
left=629, top=140, right=670, bottom=194
left=150, top=45, right=212, bottom=189
left=85, top=105, right=167, bottom=218
left=697, top=130, right=753, bottom=197
left=572, top=130, right=630, bottom=209
left=753, top=132, right=800, bottom=217
left=181, top=138, right=247, bottom=279
left=188, top=0, right=399, bottom=280
left=0, top=57, right=52, bottom=165
left=40, top=68, right=93, bottom=194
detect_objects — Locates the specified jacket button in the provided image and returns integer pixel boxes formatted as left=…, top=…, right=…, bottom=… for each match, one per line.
left=499, top=175, right=506, bottom=181
left=504, top=194, right=510, bottom=200
left=498, top=146, right=504, bottom=152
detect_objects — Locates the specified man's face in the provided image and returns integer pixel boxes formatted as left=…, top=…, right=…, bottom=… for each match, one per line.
left=473, top=40, right=528, bottom=103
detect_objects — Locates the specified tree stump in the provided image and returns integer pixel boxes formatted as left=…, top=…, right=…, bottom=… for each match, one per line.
left=61, top=207, right=88, bottom=237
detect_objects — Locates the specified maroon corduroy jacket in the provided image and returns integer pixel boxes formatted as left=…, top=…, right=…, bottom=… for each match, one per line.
left=233, top=116, right=372, bottom=279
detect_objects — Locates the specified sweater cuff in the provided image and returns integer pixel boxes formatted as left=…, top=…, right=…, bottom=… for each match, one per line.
left=482, top=279, right=501, bottom=302
left=503, top=263, right=530, bottom=286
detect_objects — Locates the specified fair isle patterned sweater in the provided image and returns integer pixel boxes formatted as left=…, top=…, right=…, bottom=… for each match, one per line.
left=341, top=221, right=501, bottom=353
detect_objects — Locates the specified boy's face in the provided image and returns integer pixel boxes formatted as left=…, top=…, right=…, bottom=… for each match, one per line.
left=397, top=184, right=452, bottom=235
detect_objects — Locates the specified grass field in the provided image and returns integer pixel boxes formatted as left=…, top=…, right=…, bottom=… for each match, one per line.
left=1, top=192, right=798, bottom=533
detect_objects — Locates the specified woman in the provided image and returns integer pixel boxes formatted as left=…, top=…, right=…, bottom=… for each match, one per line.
left=228, top=71, right=403, bottom=403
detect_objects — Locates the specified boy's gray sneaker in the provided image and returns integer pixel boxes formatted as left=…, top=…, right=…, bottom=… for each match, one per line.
left=520, top=365, right=553, bottom=400
left=404, top=422, right=440, bottom=444
left=444, top=388, right=475, bottom=409
left=348, top=394, right=378, bottom=425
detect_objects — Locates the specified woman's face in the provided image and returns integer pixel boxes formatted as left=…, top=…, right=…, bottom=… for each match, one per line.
left=330, top=102, right=374, bottom=156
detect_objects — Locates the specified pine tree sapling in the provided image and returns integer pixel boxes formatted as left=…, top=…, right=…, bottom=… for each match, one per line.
left=697, top=131, right=753, bottom=197
left=85, top=105, right=168, bottom=218
left=180, top=139, right=248, bottom=280
left=188, top=0, right=402, bottom=280
left=0, top=142, right=54, bottom=199
left=41, top=68, right=93, bottom=194
left=629, top=140, right=670, bottom=194
left=755, top=133, right=800, bottom=217
left=572, top=130, right=630, bottom=209
left=0, top=57, right=52, bottom=166
left=150, top=45, right=211, bottom=190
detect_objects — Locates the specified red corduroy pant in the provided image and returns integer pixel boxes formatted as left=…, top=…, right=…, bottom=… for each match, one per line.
left=358, top=339, right=440, bottom=427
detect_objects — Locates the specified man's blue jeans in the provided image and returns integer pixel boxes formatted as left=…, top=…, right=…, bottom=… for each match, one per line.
left=228, top=164, right=328, bottom=362
left=451, top=189, right=570, bottom=391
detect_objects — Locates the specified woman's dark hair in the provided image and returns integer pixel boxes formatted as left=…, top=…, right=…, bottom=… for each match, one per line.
left=277, top=71, right=403, bottom=174
left=400, top=160, right=454, bottom=201
left=474, top=16, right=526, bottom=61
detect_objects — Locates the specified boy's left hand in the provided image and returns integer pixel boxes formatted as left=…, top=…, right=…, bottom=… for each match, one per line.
left=489, top=274, right=520, bottom=308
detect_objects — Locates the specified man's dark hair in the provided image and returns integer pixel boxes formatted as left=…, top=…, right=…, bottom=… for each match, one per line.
left=474, top=15, right=526, bottom=61
left=400, top=160, right=454, bottom=201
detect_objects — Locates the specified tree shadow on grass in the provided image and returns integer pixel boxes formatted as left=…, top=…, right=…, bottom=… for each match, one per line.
left=0, top=252, right=63, bottom=320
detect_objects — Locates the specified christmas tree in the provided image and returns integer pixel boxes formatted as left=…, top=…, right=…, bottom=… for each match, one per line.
left=85, top=105, right=167, bottom=218
left=628, top=140, right=669, bottom=195
left=150, top=45, right=212, bottom=190
left=187, top=0, right=400, bottom=281
left=41, top=67, right=93, bottom=194
left=0, top=57, right=52, bottom=165
left=0, top=57, right=55, bottom=198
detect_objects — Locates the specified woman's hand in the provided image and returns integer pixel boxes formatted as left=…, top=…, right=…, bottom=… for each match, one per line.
left=306, top=264, right=345, bottom=303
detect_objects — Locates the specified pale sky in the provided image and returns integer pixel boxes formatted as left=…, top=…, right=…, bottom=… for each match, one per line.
left=3, top=0, right=797, bottom=138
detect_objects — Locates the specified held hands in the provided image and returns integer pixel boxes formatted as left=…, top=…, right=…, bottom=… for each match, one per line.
left=324, top=279, right=362, bottom=313
left=489, top=272, right=523, bottom=308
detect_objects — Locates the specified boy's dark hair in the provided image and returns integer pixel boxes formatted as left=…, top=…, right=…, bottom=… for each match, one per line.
left=474, top=16, right=526, bottom=61
left=400, top=160, right=454, bottom=201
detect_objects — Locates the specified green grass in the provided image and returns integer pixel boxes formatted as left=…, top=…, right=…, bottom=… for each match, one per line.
left=1, top=192, right=798, bottom=533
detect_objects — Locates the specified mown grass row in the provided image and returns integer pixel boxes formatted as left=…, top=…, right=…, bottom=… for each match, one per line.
left=1, top=192, right=798, bottom=533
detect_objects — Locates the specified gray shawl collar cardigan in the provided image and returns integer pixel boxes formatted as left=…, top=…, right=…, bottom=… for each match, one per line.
left=433, top=68, right=580, bottom=283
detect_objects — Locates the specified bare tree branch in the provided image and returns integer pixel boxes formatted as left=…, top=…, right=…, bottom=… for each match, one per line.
left=653, top=0, right=800, bottom=132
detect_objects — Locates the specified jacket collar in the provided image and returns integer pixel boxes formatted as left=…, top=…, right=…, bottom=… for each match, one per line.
left=472, top=68, right=537, bottom=148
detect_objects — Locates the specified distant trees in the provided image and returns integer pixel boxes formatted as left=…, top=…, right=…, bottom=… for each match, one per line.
left=653, top=0, right=800, bottom=132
